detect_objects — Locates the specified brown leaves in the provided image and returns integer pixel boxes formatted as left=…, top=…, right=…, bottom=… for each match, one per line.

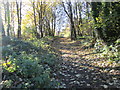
left=52, top=37, right=120, bottom=88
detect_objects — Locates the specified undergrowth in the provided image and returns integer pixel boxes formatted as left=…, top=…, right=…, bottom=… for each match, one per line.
left=1, top=36, right=59, bottom=88
left=78, top=36, right=120, bottom=63
left=94, top=38, right=120, bottom=63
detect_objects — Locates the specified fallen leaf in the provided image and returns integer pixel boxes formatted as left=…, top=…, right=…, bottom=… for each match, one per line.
left=103, top=85, right=108, bottom=88
left=109, top=83, right=113, bottom=85
left=87, top=84, right=90, bottom=86
left=76, top=74, right=81, bottom=78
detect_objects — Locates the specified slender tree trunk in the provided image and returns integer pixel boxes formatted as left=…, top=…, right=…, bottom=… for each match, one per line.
left=16, top=0, right=22, bottom=39
left=51, top=11, right=56, bottom=36
left=6, top=1, right=10, bottom=36
left=0, top=6, right=5, bottom=36
left=40, top=1, right=43, bottom=38
left=52, top=17, right=54, bottom=36
left=69, top=2, right=77, bottom=40
left=75, top=3, right=81, bottom=36
left=62, top=2, right=77, bottom=40
left=32, top=1, right=40, bottom=39
left=53, top=17, right=56, bottom=36
left=4, top=2, right=7, bottom=26
left=10, top=2, right=15, bottom=37
left=48, top=20, right=51, bottom=36
left=37, top=1, right=43, bottom=38
left=86, top=2, right=90, bottom=22
left=78, top=3, right=83, bottom=36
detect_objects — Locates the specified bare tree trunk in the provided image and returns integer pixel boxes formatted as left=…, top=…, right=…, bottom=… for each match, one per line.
left=78, top=3, right=83, bottom=36
left=40, top=1, right=43, bottom=38
left=51, top=10, right=56, bottom=36
left=68, top=2, right=77, bottom=40
left=6, top=1, right=10, bottom=36
left=62, top=2, right=77, bottom=40
left=3, top=1, right=7, bottom=24
left=37, top=1, right=43, bottom=38
left=51, top=16, right=54, bottom=36
left=16, top=0, right=22, bottom=39
left=74, top=2, right=82, bottom=36
left=86, top=2, right=90, bottom=21
left=53, top=16, right=56, bottom=36
left=10, top=2, right=15, bottom=37
left=32, top=1, right=40, bottom=39
left=0, top=6, right=5, bottom=36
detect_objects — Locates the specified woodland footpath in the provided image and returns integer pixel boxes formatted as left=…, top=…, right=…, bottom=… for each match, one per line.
left=0, top=1, right=120, bottom=89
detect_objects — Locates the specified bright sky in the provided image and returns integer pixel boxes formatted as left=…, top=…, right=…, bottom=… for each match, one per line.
left=3, top=0, right=119, bottom=2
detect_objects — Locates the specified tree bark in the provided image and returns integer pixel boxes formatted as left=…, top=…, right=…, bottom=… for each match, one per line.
left=16, top=0, right=22, bottom=39
left=6, top=1, right=10, bottom=36
left=0, top=6, right=5, bottom=36
left=32, top=1, right=40, bottom=39
left=62, top=2, right=77, bottom=40
left=91, top=2, right=103, bottom=39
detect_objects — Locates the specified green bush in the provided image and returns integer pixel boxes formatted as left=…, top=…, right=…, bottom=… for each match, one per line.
left=95, top=38, right=120, bottom=62
left=2, top=36, right=58, bottom=88
left=94, top=39, right=105, bottom=52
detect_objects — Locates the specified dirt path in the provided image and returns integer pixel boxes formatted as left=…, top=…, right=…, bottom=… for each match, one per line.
left=52, top=37, right=120, bottom=88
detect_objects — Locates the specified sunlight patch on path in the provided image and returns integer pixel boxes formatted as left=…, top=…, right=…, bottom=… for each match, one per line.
left=52, top=37, right=120, bottom=88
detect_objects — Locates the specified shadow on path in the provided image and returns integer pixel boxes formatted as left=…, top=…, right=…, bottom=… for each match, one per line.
left=52, top=37, right=120, bottom=88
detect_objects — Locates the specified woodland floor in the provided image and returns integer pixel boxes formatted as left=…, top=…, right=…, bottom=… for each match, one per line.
left=51, top=37, right=120, bottom=88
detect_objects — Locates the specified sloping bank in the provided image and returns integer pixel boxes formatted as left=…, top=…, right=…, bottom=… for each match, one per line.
left=1, top=36, right=59, bottom=88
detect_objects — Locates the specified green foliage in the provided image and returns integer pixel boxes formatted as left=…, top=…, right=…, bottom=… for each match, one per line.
left=94, top=39, right=105, bottom=52
left=94, top=39, right=120, bottom=62
left=91, top=2, right=120, bottom=43
left=1, top=80, right=13, bottom=88
left=80, top=19, right=94, bottom=36
left=2, top=36, right=59, bottom=88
